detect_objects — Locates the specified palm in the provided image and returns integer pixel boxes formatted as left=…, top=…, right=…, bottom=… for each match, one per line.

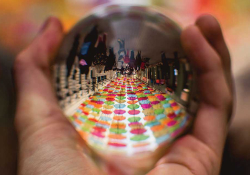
left=14, top=16, right=232, bottom=175
left=149, top=135, right=220, bottom=174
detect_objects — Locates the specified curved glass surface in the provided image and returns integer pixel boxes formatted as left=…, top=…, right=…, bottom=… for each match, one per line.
left=54, top=4, right=197, bottom=174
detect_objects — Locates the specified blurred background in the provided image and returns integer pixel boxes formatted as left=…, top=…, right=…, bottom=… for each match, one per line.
left=0, top=0, right=250, bottom=174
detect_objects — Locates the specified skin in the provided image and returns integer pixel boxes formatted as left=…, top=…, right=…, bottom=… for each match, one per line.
left=14, top=15, right=232, bottom=175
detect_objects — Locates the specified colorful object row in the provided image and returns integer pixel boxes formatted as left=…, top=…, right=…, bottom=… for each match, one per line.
left=69, top=77, right=191, bottom=155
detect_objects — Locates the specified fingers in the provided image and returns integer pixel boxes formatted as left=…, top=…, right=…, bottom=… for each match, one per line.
left=14, top=17, right=64, bottom=132
left=17, top=17, right=63, bottom=70
left=181, top=25, right=232, bottom=156
left=195, top=14, right=232, bottom=89
left=14, top=17, right=63, bottom=93
left=182, top=25, right=230, bottom=108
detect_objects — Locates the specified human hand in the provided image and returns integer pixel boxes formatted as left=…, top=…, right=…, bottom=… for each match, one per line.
left=148, top=15, right=233, bottom=175
left=14, top=15, right=233, bottom=175
left=14, top=17, right=101, bottom=174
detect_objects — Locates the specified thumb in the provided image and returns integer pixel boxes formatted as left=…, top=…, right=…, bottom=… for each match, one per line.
left=14, top=17, right=64, bottom=133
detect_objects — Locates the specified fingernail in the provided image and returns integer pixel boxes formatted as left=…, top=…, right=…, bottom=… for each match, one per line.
left=39, top=17, right=52, bottom=33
